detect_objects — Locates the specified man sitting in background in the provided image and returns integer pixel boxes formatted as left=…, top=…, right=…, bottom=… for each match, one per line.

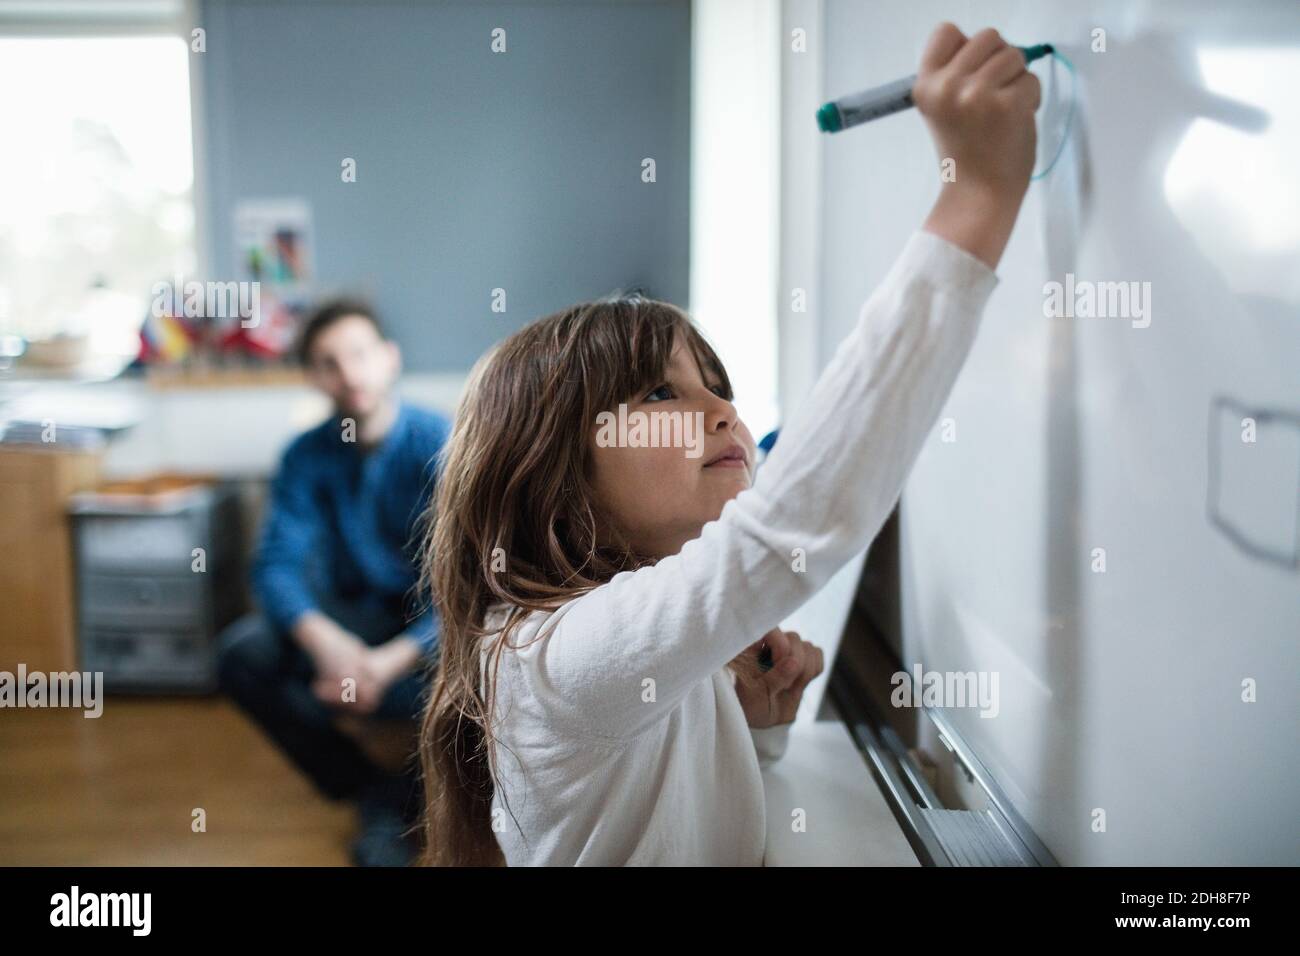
left=217, top=298, right=450, bottom=867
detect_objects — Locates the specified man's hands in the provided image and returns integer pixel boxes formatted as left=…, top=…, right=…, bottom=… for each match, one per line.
left=292, top=611, right=422, bottom=715
left=914, top=24, right=1041, bottom=270
left=732, top=628, right=825, bottom=729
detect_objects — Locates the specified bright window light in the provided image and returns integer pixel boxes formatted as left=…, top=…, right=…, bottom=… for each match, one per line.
left=0, top=35, right=195, bottom=347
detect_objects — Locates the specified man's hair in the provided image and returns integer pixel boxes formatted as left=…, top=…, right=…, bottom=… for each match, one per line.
left=295, top=297, right=386, bottom=366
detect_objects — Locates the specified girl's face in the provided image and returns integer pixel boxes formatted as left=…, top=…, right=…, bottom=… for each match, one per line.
left=589, top=333, right=757, bottom=559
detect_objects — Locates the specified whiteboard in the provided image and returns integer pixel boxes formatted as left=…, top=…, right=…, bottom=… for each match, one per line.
left=816, top=0, right=1300, bottom=865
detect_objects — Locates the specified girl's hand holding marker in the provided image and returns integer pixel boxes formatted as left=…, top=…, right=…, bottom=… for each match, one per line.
left=915, top=24, right=1040, bottom=269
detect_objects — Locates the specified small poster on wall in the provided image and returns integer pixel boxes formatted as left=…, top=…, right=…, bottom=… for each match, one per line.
left=230, top=198, right=316, bottom=359
left=234, top=197, right=314, bottom=286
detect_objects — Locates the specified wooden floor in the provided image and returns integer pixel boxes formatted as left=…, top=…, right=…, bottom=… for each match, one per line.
left=0, top=696, right=360, bottom=865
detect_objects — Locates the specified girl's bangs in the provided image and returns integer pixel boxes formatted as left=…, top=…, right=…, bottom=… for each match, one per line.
left=584, top=299, right=732, bottom=407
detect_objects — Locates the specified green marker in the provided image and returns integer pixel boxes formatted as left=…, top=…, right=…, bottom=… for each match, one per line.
left=817, top=44, right=1053, bottom=133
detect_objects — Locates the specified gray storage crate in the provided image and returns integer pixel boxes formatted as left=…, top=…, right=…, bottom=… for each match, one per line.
left=69, top=481, right=245, bottom=693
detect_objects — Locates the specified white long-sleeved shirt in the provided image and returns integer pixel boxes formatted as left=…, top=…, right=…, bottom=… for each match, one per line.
left=481, top=230, right=998, bottom=865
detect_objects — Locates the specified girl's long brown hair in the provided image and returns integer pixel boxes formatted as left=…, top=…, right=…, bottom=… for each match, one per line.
left=415, top=294, right=752, bottom=866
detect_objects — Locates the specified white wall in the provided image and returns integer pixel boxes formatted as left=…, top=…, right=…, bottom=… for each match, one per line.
left=690, top=0, right=780, bottom=439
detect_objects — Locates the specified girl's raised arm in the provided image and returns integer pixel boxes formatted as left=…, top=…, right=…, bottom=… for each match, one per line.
left=527, top=24, right=1037, bottom=742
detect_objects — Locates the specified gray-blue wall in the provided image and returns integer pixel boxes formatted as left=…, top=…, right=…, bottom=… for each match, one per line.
left=200, top=0, right=691, bottom=370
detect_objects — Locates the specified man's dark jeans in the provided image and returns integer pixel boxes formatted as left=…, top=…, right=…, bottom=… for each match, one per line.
left=215, top=594, right=431, bottom=818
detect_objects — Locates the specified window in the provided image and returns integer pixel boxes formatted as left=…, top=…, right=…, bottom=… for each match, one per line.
left=0, top=26, right=195, bottom=363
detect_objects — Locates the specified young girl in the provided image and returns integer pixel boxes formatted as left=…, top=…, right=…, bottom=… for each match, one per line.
left=418, top=23, right=1039, bottom=866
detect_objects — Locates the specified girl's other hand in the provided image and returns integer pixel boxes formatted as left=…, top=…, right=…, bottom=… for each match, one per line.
left=733, top=628, right=825, bottom=729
